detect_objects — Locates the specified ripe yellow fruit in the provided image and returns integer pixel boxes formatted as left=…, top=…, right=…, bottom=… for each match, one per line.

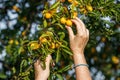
left=91, top=47, right=96, bottom=53
left=50, top=43, right=55, bottom=49
left=73, top=11, right=78, bottom=18
left=83, top=9, right=87, bottom=14
left=55, top=42, right=62, bottom=48
left=30, top=42, right=40, bottom=50
left=45, top=12, right=52, bottom=19
left=68, top=0, right=72, bottom=3
left=80, top=8, right=88, bottom=14
left=55, top=43, right=59, bottom=48
left=39, top=37, right=47, bottom=43
left=101, top=37, right=106, bottom=42
left=80, top=5, right=84, bottom=9
left=112, top=56, right=119, bottom=64
left=22, top=31, right=26, bottom=36
left=13, top=6, right=20, bottom=12
left=15, top=40, right=19, bottom=45
left=22, top=17, right=27, bottom=21
left=73, top=1, right=79, bottom=6
left=66, top=19, right=72, bottom=26
left=49, top=9, right=56, bottom=14
left=9, top=39, right=14, bottom=44
left=60, top=17, right=66, bottom=24
left=86, top=5, right=93, bottom=11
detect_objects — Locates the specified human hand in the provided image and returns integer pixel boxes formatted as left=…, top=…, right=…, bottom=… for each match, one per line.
left=34, top=55, right=51, bottom=80
left=66, top=17, right=89, bottom=54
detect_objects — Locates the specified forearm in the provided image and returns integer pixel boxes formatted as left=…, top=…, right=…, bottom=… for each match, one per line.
left=35, top=73, right=47, bottom=80
left=73, top=51, right=92, bottom=80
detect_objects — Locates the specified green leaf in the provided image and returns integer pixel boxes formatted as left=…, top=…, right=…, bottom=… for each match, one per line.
left=54, top=23, right=64, bottom=29
left=56, top=74, right=63, bottom=80
left=51, top=19, right=57, bottom=24
left=50, top=1, right=60, bottom=10
left=0, top=73, right=7, bottom=79
left=58, top=32, right=65, bottom=40
left=61, top=45, right=72, bottom=55
left=18, top=47, right=23, bottom=54
left=56, top=49, right=61, bottom=63
left=61, top=45, right=69, bottom=50
left=12, top=67, right=16, bottom=74
left=58, top=64, right=72, bottom=73
left=61, top=40, right=68, bottom=46
left=43, top=19, right=47, bottom=28
left=62, top=49, right=72, bottom=55
left=20, top=59, right=28, bottom=72
left=5, top=45, right=12, bottom=54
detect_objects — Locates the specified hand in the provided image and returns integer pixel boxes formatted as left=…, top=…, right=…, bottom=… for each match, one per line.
left=34, top=55, right=51, bottom=80
left=66, top=17, right=89, bottom=54
left=66, top=17, right=92, bottom=80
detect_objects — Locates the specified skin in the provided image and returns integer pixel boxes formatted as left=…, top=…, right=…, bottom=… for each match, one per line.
left=34, top=17, right=92, bottom=80
left=66, top=17, right=92, bottom=80
left=34, top=55, right=51, bottom=80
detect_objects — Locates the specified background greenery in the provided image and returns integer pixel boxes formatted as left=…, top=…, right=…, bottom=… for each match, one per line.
left=0, top=0, right=120, bottom=80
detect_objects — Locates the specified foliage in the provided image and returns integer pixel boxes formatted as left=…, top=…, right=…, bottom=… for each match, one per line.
left=0, top=0, right=120, bottom=80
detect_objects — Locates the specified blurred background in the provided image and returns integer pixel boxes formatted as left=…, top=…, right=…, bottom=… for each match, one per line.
left=0, top=0, right=120, bottom=80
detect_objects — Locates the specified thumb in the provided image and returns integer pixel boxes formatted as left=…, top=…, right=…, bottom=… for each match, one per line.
left=45, top=55, right=52, bottom=68
left=65, top=26, right=74, bottom=40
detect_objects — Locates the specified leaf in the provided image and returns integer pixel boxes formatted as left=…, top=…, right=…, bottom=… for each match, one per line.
left=50, top=1, right=60, bottom=10
left=19, top=71, right=30, bottom=77
left=51, top=18, right=57, bottom=24
left=56, top=49, right=61, bottom=63
left=58, top=64, right=72, bottom=73
left=54, top=23, right=64, bottom=29
left=62, top=48, right=72, bottom=55
left=0, top=73, right=7, bottom=79
left=56, top=74, right=63, bottom=80
left=12, top=67, right=16, bottom=74
left=58, top=32, right=65, bottom=40
left=5, top=45, right=12, bottom=54
left=61, top=40, right=68, bottom=46
left=18, top=47, right=23, bottom=54
left=43, top=19, right=47, bottom=28
left=20, top=59, right=28, bottom=72
left=61, top=45, right=72, bottom=57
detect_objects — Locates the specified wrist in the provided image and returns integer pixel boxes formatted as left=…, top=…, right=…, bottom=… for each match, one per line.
left=72, top=53, right=87, bottom=65
left=73, top=53, right=85, bottom=58
left=71, top=48, right=84, bottom=54
left=35, top=76, right=47, bottom=80
left=35, top=74, right=48, bottom=80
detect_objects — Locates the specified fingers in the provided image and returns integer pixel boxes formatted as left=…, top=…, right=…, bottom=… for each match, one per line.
left=71, top=19, right=82, bottom=34
left=86, top=29, right=89, bottom=39
left=76, top=17, right=85, bottom=29
left=34, top=55, right=52, bottom=69
left=65, top=17, right=88, bottom=40
left=45, top=55, right=52, bottom=67
left=84, top=29, right=89, bottom=46
left=72, top=17, right=86, bottom=35
left=65, top=26, right=74, bottom=40
left=34, top=59, right=41, bottom=70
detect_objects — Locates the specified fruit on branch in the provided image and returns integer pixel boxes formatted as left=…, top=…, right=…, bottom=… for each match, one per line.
left=60, top=17, right=66, bottom=24
left=45, top=12, right=52, bottom=19
left=66, top=19, right=72, bottom=26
